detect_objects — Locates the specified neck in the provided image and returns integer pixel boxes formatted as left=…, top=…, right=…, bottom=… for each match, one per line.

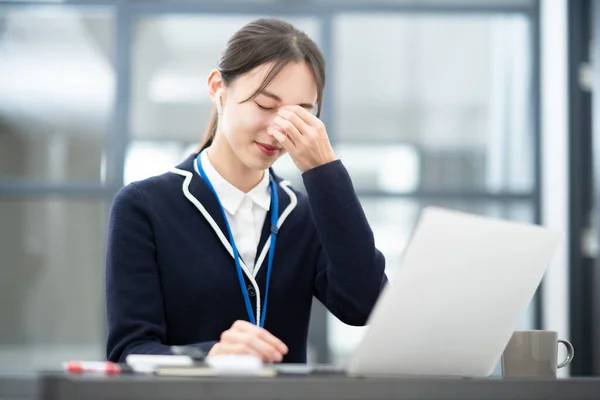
left=207, top=134, right=264, bottom=193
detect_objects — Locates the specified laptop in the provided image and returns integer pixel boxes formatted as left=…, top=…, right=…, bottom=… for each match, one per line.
left=340, top=206, right=563, bottom=378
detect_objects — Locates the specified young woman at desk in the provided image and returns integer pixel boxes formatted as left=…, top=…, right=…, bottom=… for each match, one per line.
left=105, top=18, right=388, bottom=365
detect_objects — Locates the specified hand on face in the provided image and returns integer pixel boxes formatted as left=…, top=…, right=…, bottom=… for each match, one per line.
left=268, top=105, right=337, bottom=173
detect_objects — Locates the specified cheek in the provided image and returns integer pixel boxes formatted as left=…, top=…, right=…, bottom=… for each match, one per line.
left=228, top=109, right=272, bottom=140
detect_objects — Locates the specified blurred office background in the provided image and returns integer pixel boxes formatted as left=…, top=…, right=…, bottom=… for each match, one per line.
left=0, top=0, right=598, bottom=377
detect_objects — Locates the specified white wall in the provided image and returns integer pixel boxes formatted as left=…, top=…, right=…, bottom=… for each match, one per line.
left=540, top=0, right=570, bottom=377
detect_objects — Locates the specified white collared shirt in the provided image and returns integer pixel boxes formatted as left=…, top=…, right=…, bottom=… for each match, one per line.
left=200, top=150, right=271, bottom=271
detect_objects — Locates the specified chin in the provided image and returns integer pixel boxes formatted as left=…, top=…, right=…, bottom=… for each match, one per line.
left=250, top=157, right=278, bottom=171
left=240, top=152, right=278, bottom=171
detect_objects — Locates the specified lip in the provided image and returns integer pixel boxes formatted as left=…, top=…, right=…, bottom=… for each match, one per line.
left=256, top=142, right=280, bottom=157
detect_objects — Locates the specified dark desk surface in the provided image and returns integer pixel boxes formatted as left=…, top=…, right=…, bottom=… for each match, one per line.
left=35, top=372, right=600, bottom=400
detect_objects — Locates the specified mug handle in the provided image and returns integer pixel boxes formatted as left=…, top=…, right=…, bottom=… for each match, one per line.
left=557, top=339, right=575, bottom=369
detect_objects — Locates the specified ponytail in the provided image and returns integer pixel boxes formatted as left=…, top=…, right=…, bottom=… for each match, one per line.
left=199, top=107, right=218, bottom=151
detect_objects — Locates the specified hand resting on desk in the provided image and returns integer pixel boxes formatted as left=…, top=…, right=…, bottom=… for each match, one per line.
left=208, top=320, right=288, bottom=364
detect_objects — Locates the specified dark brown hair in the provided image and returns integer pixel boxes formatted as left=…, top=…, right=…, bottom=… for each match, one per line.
left=199, top=18, right=326, bottom=150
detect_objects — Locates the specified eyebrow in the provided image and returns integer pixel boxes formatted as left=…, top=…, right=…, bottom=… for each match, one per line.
left=259, top=89, right=314, bottom=109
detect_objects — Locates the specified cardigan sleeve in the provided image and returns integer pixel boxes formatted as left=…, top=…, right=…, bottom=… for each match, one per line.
left=105, top=183, right=216, bottom=362
left=302, top=160, right=388, bottom=326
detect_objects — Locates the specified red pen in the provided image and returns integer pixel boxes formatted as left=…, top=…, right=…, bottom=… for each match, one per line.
left=63, top=361, right=126, bottom=375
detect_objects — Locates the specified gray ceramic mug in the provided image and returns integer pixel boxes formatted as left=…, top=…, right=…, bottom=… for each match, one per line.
left=501, top=330, right=574, bottom=378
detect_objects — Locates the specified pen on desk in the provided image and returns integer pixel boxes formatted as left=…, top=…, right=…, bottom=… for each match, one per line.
left=63, top=361, right=132, bottom=375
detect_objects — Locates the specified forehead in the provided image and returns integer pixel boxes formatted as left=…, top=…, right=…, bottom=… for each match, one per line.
left=232, top=61, right=318, bottom=104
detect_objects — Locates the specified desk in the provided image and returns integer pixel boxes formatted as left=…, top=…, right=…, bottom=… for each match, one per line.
left=37, top=372, right=600, bottom=400
left=0, top=374, right=37, bottom=400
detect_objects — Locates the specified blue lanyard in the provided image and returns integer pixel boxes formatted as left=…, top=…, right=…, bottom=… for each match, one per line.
left=195, top=153, right=278, bottom=327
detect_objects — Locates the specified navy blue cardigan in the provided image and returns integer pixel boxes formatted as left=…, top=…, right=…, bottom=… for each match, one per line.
left=105, top=153, right=388, bottom=363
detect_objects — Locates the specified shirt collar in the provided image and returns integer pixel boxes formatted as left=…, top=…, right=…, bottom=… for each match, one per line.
left=200, top=149, right=271, bottom=215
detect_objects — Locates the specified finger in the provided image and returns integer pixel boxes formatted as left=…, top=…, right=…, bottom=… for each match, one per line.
left=273, top=115, right=303, bottom=145
left=280, top=105, right=323, bottom=128
left=222, top=330, right=282, bottom=363
left=268, top=125, right=295, bottom=153
left=233, top=321, right=289, bottom=355
left=277, top=109, right=311, bottom=136
left=212, top=342, right=265, bottom=361
left=227, top=322, right=284, bottom=357
left=230, top=320, right=256, bottom=330
left=257, top=329, right=288, bottom=355
left=267, top=121, right=295, bottom=146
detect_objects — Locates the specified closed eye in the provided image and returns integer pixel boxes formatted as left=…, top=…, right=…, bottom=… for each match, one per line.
left=255, top=102, right=276, bottom=111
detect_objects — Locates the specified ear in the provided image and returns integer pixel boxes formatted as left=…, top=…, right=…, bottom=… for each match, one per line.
left=207, top=69, right=224, bottom=112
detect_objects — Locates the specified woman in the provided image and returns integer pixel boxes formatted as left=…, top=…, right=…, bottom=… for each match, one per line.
left=106, top=18, right=387, bottom=364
